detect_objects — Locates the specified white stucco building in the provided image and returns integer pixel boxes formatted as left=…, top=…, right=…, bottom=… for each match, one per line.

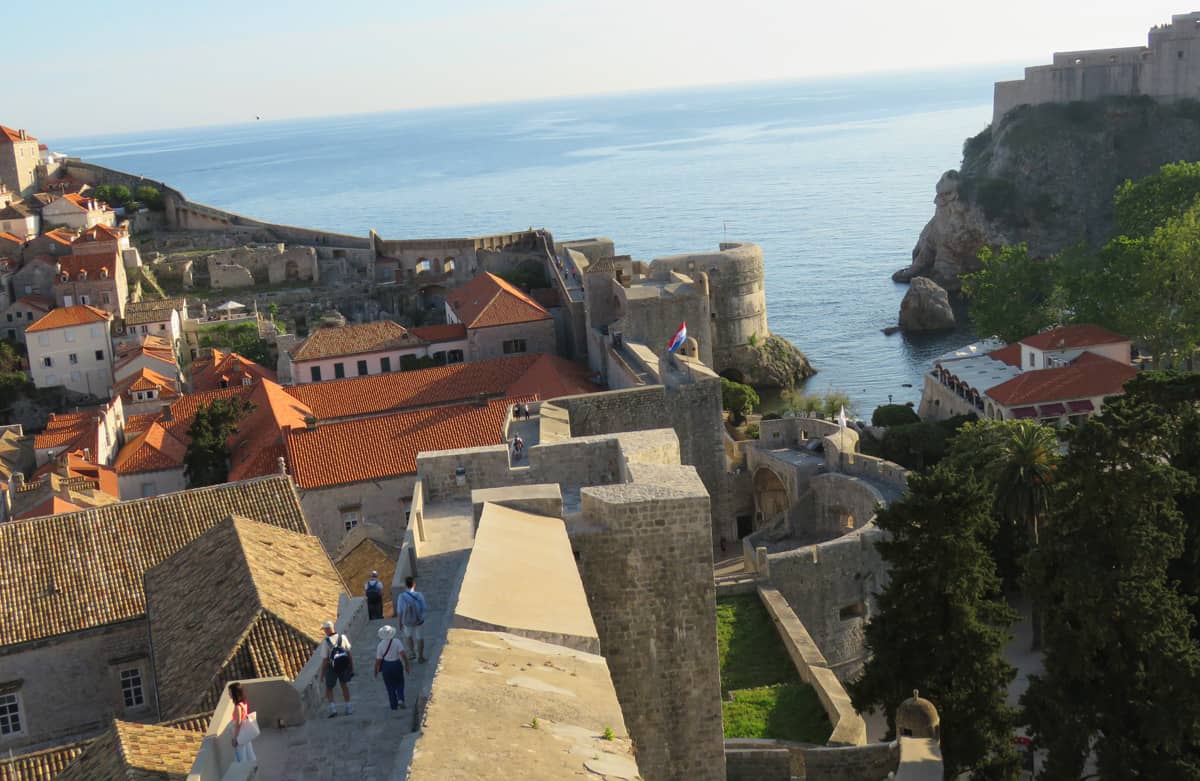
left=25, top=305, right=114, bottom=398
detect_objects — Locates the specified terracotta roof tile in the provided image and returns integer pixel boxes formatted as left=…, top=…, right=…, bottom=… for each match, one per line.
left=33, top=411, right=100, bottom=453
left=190, top=349, right=275, bottom=392
left=146, top=516, right=347, bottom=718
left=73, top=223, right=127, bottom=243
left=0, top=474, right=308, bottom=646
left=14, top=294, right=54, bottom=312
left=25, top=305, right=110, bottom=333
left=55, top=720, right=204, bottom=781
left=987, top=351, right=1138, bottom=406
left=291, top=320, right=423, bottom=362
left=42, top=229, right=77, bottom=247
left=445, top=272, right=551, bottom=329
left=410, top=323, right=468, bottom=343
left=283, top=353, right=586, bottom=420
left=0, top=231, right=21, bottom=244
left=0, top=739, right=89, bottom=781
left=1020, top=324, right=1128, bottom=351
left=122, top=298, right=183, bottom=326
left=284, top=396, right=522, bottom=488
left=124, top=412, right=158, bottom=434
left=0, top=126, right=36, bottom=144
left=57, top=252, right=120, bottom=281
left=115, top=367, right=180, bottom=400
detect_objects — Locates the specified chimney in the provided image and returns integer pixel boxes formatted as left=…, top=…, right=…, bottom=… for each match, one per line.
left=475, top=392, right=488, bottom=408
left=18, top=129, right=26, bottom=141
left=160, top=403, right=173, bottom=422
left=304, top=414, right=317, bottom=430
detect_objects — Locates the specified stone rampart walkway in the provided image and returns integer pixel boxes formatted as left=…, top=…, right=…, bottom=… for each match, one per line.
left=255, top=502, right=476, bottom=781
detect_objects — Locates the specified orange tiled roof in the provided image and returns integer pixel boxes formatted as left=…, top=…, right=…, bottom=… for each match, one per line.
left=445, top=272, right=551, bottom=329
left=190, top=349, right=276, bottom=392
left=1020, top=324, right=1128, bottom=351
left=33, top=411, right=99, bottom=452
left=14, top=495, right=83, bottom=521
left=54, top=192, right=110, bottom=213
left=73, top=223, right=127, bottom=244
left=0, top=230, right=21, bottom=244
left=290, top=320, right=422, bottom=362
left=284, top=396, right=524, bottom=489
left=25, top=304, right=110, bottom=333
left=57, top=252, right=120, bottom=281
left=15, top=293, right=54, bottom=312
left=0, top=474, right=307, bottom=646
left=125, top=412, right=159, bottom=434
left=988, top=343, right=1022, bottom=368
left=115, top=367, right=180, bottom=399
left=0, top=125, right=36, bottom=144
left=411, top=323, right=468, bottom=343
left=506, top=353, right=602, bottom=399
left=28, top=451, right=120, bottom=500
left=42, top=228, right=77, bottom=246
left=988, top=351, right=1138, bottom=406
left=283, top=354, right=545, bottom=420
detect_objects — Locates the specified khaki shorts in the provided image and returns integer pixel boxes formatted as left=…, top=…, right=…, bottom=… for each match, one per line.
left=401, top=623, right=424, bottom=642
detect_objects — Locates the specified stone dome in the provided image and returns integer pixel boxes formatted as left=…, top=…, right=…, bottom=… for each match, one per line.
left=896, top=689, right=940, bottom=740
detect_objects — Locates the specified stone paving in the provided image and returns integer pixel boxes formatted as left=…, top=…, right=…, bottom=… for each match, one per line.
left=255, top=503, right=476, bottom=781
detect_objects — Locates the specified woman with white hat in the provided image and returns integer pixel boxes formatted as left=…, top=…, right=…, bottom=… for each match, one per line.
left=374, top=624, right=412, bottom=710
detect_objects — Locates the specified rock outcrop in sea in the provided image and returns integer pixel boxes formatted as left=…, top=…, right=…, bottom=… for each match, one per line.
left=898, top=277, right=955, bottom=332
left=736, top=335, right=817, bottom=389
left=895, top=97, right=1200, bottom=291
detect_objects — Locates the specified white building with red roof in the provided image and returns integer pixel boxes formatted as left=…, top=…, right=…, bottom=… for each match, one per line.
left=25, top=305, right=114, bottom=397
left=41, top=192, right=115, bottom=231
left=919, top=324, right=1138, bottom=425
left=2, top=293, right=53, bottom=344
left=445, top=272, right=556, bottom=361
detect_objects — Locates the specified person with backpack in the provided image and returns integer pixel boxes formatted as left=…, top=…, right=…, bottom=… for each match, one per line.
left=321, top=620, right=354, bottom=717
left=397, top=576, right=428, bottom=663
left=364, top=570, right=385, bottom=620
left=374, top=624, right=412, bottom=710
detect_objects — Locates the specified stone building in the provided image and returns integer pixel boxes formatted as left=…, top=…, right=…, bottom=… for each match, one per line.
left=113, top=334, right=181, bottom=390
left=53, top=252, right=128, bottom=317
left=24, top=305, right=113, bottom=398
left=10, top=256, right=58, bottom=301
left=0, top=201, right=37, bottom=240
left=115, top=298, right=184, bottom=355
left=0, top=475, right=308, bottom=753
left=1, top=294, right=53, bottom=344
left=994, top=11, right=1200, bottom=124
left=287, top=319, right=438, bottom=384
left=0, top=126, right=39, bottom=197
left=445, top=271, right=556, bottom=361
left=40, top=194, right=114, bottom=232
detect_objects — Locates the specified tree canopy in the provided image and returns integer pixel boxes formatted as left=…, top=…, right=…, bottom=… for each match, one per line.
left=962, top=244, right=1059, bottom=343
left=721, top=377, right=759, bottom=426
left=849, top=463, right=1019, bottom=779
left=183, top=397, right=255, bottom=487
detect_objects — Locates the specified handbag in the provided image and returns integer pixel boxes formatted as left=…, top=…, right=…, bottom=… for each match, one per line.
left=237, top=712, right=260, bottom=745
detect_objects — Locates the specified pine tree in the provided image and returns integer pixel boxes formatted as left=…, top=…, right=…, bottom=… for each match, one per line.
left=183, top=397, right=255, bottom=487
left=849, top=464, right=1020, bottom=779
left=1022, top=381, right=1200, bottom=779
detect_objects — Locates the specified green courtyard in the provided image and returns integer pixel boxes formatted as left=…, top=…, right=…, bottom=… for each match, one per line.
left=717, top=593, right=831, bottom=743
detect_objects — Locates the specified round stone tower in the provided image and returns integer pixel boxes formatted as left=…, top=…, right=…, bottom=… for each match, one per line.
left=646, top=242, right=768, bottom=379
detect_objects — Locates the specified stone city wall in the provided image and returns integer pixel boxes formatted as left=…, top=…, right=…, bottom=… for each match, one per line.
left=725, top=739, right=900, bottom=781
left=0, top=620, right=158, bottom=752
left=723, top=744, right=791, bottom=781
left=576, top=471, right=725, bottom=781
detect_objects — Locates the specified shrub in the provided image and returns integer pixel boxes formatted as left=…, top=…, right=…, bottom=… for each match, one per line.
left=744, top=423, right=760, bottom=440
left=872, top=404, right=920, bottom=427
left=975, top=177, right=1020, bottom=225
left=721, top=378, right=760, bottom=426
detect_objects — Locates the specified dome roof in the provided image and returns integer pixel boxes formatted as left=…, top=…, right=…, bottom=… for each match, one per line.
left=896, top=689, right=940, bottom=739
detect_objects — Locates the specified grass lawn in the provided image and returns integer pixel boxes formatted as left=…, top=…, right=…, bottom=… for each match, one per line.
left=717, top=594, right=831, bottom=743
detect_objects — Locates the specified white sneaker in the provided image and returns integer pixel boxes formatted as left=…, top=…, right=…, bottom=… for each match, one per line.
left=344, top=703, right=353, bottom=715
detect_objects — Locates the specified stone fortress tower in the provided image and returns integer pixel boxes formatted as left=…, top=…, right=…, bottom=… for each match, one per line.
left=994, top=11, right=1200, bottom=125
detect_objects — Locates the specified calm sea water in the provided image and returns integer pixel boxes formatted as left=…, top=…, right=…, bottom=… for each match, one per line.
left=50, top=68, right=1009, bottom=412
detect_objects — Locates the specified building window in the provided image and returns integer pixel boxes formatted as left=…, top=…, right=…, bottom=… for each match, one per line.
left=357, top=359, right=368, bottom=376
left=380, top=356, right=391, bottom=373
left=415, top=258, right=432, bottom=276
left=334, top=362, right=345, bottom=379
left=447, top=349, right=464, bottom=364
left=65, top=330, right=75, bottom=343
left=42, top=356, right=52, bottom=367
left=120, top=667, right=145, bottom=708
left=342, top=509, right=360, bottom=531
left=0, top=692, right=22, bottom=736
left=159, top=324, right=166, bottom=331
left=79, top=295, right=89, bottom=305
left=310, top=366, right=322, bottom=382
left=1028, top=352, right=1034, bottom=368
left=95, top=349, right=104, bottom=361
left=141, top=482, right=155, bottom=497
left=242, top=376, right=252, bottom=386
left=46, top=374, right=57, bottom=385
left=102, top=293, right=111, bottom=305
left=90, top=325, right=102, bottom=339
left=70, top=371, right=81, bottom=383
left=4, top=330, right=12, bottom=340
left=69, top=353, right=78, bottom=364
left=37, top=333, right=49, bottom=346
left=4, top=314, right=10, bottom=322
left=502, top=339, right=527, bottom=354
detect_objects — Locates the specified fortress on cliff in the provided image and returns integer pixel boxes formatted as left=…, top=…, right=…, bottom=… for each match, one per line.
left=994, top=11, right=1200, bottom=124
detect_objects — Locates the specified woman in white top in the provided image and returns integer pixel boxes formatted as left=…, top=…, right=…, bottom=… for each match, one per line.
left=374, top=624, right=412, bottom=710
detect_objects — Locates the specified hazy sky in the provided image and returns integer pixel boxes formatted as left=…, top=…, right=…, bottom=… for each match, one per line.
left=13, top=1, right=1192, bottom=137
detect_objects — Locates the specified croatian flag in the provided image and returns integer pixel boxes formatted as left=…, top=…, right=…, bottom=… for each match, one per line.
left=666, top=321, right=687, bottom=354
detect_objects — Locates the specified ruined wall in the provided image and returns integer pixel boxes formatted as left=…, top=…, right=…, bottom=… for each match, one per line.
left=575, top=472, right=725, bottom=781
left=0, top=621, right=158, bottom=752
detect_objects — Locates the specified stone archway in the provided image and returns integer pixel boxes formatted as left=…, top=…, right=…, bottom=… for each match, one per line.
left=753, top=467, right=789, bottom=528
left=284, top=259, right=300, bottom=280
left=720, top=368, right=746, bottom=384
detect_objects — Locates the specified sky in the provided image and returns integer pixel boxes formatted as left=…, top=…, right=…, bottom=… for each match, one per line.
left=11, top=1, right=1194, bottom=137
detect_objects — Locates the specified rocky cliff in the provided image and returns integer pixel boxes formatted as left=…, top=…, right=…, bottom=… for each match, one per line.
left=896, top=96, right=1200, bottom=291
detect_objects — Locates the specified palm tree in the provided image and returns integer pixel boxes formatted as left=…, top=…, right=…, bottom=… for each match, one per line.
left=992, top=420, right=1060, bottom=649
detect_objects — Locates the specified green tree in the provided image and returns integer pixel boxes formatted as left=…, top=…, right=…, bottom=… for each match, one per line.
left=183, top=397, right=255, bottom=487
left=871, top=404, right=920, bottom=427
left=849, top=464, right=1019, bottom=780
left=1138, top=205, right=1200, bottom=367
left=197, top=322, right=271, bottom=366
left=962, top=244, right=1060, bottom=343
left=721, top=377, right=759, bottom=426
left=1113, top=160, right=1200, bottom=238
left=1022, top=386, right=1200, bottom=779
left=134, top=185, right=164, bottom=211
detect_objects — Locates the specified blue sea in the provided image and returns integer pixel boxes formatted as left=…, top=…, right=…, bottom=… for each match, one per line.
left=50, top=68, right=1010, bottom=412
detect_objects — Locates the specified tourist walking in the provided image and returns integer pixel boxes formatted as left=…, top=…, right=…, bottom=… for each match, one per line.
left=322, top=620, right=354, bottom=717
left=397, top=576, right=428, bottom=663
left=365, top=570, right=385, bottom=620
left=229, top=682, right=259, bottom=764
left=374, top=624, right=412, bottom=710
left=522, top=402, right=531, bottom=420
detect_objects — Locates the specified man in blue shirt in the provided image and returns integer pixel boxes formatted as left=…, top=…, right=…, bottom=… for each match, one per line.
left=396, top=576, right=427, bottom=663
